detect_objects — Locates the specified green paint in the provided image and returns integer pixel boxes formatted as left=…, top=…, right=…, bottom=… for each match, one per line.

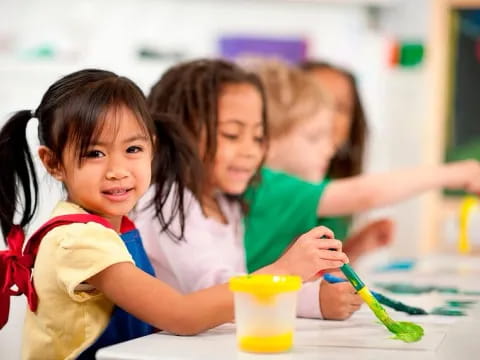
left=375, top=283, right=434, bottom=294
left=367, top=294, right=424, bottom=342
left=437, top=287, right=459, bottom=294
left=445, top=300, right=476, bottom=308
left=389, top=322, right=425, bottom=343
left=367, top=293, right=394, bottom=325
left=463, top=290, right=480, bottom=296
left=375, top=282, right=480, bottom=296
left=430, top=307, right=465, bottom=316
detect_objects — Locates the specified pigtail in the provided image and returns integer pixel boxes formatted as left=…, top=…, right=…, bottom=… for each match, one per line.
left=150, top=113, right=203, bottom=241
left=0, top=110, right=39, bottom=239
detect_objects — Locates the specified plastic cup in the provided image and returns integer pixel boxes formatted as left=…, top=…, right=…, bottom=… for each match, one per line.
left=229, top=274, right=301, bottom=353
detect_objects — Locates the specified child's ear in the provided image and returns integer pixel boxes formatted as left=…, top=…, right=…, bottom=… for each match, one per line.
left=38, top=146, right=64, bottom=181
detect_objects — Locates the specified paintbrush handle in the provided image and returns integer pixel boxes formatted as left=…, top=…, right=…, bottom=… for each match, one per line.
left=323, top=272, right=346, bottom=284
left=339, top=264, right=365, bottom=291
left=323, top=272, right=381, bottom=298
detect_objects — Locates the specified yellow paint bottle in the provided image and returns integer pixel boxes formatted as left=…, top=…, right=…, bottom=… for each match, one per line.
left=229, top=274, right=301, bottom=353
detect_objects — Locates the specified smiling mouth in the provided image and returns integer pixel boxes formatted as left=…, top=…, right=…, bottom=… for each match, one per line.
left=229, top=167, right=254, bottom=177
left=102, top=188, right=133, bottom=196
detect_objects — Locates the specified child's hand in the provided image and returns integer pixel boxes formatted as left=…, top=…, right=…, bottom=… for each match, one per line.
left=444, top=160, right=480, bottom=194
left=273, top=226, right=349, bottom=282
left=343, top=218, right=395, bottom=263
left=319, top=276, right=363, bottom=320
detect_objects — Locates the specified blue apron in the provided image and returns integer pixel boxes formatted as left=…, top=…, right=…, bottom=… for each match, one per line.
left=77, top=227, right=156, bottom=359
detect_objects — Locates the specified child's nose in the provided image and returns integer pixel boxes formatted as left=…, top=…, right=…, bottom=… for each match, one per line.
left=105, top=157, right=129, bottom=180
left=240, top=137, right=261, bottom=158
left=106, top=169, right=129, bottom=180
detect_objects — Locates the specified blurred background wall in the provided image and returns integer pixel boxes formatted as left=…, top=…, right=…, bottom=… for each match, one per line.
left=0, top=0, right=431, bottom=246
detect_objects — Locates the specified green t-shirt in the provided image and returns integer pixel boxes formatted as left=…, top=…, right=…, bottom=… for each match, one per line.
left=244, top=168, right=352, bottom=272
left=316, top=214, right=351, bottom=244
left=243, top=168, right=329, bottom=272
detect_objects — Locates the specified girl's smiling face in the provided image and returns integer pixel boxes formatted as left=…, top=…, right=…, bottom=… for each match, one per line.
left=40, top=105, right=153, bottom=230
left=209, top=83, right=266, bottom=195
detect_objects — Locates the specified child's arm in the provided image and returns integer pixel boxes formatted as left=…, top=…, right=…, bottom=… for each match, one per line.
left=88, top=262, right=233, bottom=335
left=343, top=219, right=395, bottom=263
left=88, top=226, right=349, bottom=335
left=318, top=160, right=480, bottom=216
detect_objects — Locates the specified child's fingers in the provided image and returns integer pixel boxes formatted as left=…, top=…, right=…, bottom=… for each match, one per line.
left=349, top=297, right=363, bottom=307
left=333, top=281, right=357, bottom=293
left=302, top=226, right=335, bottom=241
left=318, top=260, right=346, bottom=270
left=317, top=267, right=346, bottom=277
left=318, top=249, right=349, bottom=263
left=346, top=292, right=364, bottom=306
left=349, top=304, right=362, bottom=313
left=315, top=238, right=343, bottom=251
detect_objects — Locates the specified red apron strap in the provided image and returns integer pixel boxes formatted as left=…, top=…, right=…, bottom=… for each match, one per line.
left=23, top=214, right=114, bottom=256
left=0, top=213, right=119, bottom=329
left=120, top=216, right=136, bottom=233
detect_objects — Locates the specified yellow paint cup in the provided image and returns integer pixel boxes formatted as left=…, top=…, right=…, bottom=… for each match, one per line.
left=229, top=274, right=301, bottom=353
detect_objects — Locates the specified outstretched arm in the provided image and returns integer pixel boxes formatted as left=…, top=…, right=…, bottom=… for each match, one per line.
left=88, top=262, right=233, bottom=336
left=318, top=160, right=480, bottom=216
left=342, top=218, right=395, bottom=263
left=88, top=227, right=349, bottom=335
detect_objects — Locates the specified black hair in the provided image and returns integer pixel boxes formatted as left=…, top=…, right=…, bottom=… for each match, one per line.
left=0, top=69, right=190, bottom=240
left=147, top=59, right=268, bottom=204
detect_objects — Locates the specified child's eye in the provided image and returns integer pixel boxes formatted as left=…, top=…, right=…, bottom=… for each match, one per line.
left=85, top=150, right=105, bottom=158
left=126, top=145, right=143, bottom=153
left=254, top=136, right=265, bottom=144
left=221, top=133, right=239, bottom=141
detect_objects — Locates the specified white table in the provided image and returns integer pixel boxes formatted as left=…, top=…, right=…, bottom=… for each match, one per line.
left=97, top=255, right=480, bottom=360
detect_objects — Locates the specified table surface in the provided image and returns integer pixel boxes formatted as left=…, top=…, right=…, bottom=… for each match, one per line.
left=96, top=255, right=480, bottom=360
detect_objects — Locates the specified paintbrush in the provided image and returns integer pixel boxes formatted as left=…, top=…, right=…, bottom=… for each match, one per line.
left=323, top=273, right=428, bottom=315
left=337, top=263, right=424, bottom=342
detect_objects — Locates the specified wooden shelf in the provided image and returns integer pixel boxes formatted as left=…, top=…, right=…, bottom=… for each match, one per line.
left=424, top=0, right=480, bottom=253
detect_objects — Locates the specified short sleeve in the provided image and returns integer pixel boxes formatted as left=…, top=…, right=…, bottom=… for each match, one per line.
left=244, top=168, right=330, bottom=272
left=136, top=187, right=246, bottom=294
left=297, top=280, right=322, bottom=319
left=52, top=222, right=134, bottom=301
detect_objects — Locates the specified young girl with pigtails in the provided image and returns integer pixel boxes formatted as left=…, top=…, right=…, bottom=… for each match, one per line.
left=0, top=68, right=347, bottom=360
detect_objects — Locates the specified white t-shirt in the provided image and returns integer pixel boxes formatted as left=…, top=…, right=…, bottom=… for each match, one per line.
left=134, top=186, right=322, bottom=318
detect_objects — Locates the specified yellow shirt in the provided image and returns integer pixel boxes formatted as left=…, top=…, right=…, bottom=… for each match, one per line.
left=22, top=201, right=134, bottom=360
